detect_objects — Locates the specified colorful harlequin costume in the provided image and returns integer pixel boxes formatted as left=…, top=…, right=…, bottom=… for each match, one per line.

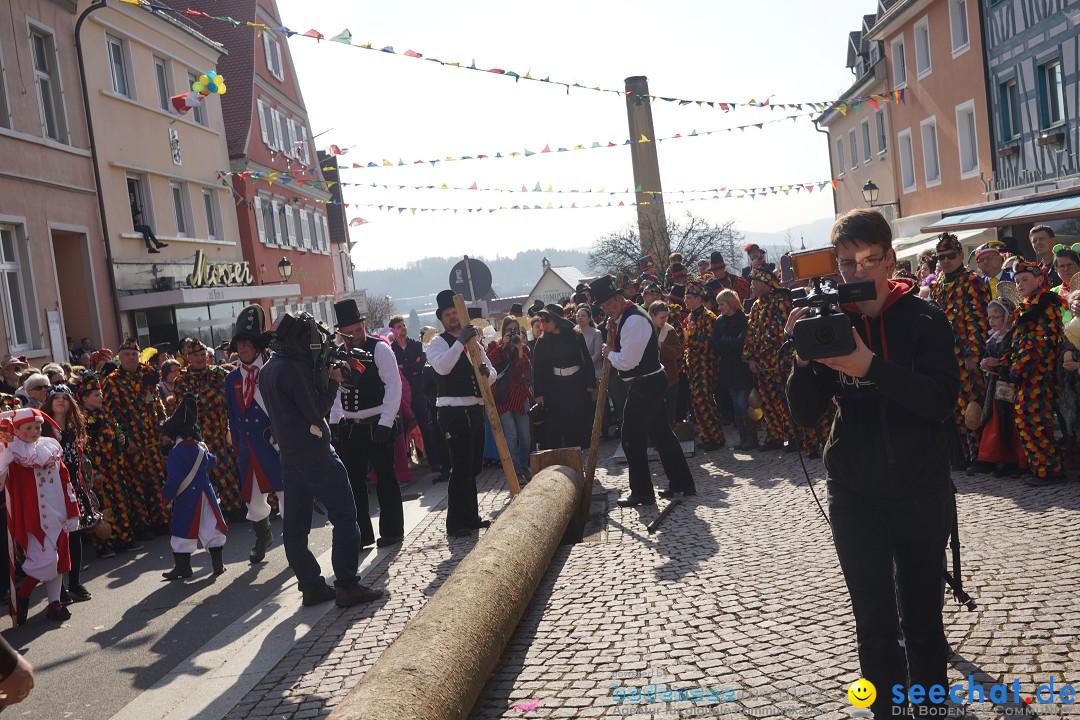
left=683, top=281, right=725, bottom=446
left=0, top=408, right=80, bottom=625
left=78, top=374, right=136, bottom=549
left=172, top=340, right=242, bottom=514
left=744, top=269, right=794, bottom=447
left=928, top=234, right=990, bottom=468
left=1003, top=264, right=1065, bottom=480
left=101, top=339, right=169, bottom=530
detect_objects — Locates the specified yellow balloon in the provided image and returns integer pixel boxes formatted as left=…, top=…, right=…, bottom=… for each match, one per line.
left=747, top=406, right=763, bottom=422
left=217, top=83, right=227, bottom=95
left=199, top=74, right=210, bottom=85
left=748, top=389, right=762, bottom=409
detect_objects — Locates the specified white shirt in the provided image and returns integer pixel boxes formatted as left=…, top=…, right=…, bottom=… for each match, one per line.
left=244, top=355, right=267, bottom=414
left=607, top=312, right=665, bottom=380
left=328, top=338, right=403, bottom=427
left=427, top=332, right=493, bottom=407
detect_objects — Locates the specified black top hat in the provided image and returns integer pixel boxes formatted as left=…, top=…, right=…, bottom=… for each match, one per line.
left=509, top=303, right=524, bottom=317
left=575, top=282, right=590, bottom=293
left=436, top=289, right=457, bottom=322
left=704, top=278, right=724, bottom=295
left=572, top=292, right=589, bottom=305
left=467, top=307, right=483, bottom=320
left=161, top=394, right=200, bottom=440
left=527, top=299, right=545, bottom=317
left=232, top=304, right=267, bottom=346
left=334, top=299, right=365, bottom=328
left=589, top=275, right=624, bottom=305
left=537, top=304, right=575, bottom=330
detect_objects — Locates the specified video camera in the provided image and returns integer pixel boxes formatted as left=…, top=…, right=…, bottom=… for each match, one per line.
left=267, top=311, right=372, bottom=391
left=507, top=328, right=521, bottom=344
left=787, top=248, right=876, bottom=360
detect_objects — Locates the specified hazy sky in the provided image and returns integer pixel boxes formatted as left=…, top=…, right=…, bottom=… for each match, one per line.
left=276, top=0, right=874, bottom=271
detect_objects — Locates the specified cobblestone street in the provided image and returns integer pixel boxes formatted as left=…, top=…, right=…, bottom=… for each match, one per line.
left=227, top=442, right=1080, bottom=719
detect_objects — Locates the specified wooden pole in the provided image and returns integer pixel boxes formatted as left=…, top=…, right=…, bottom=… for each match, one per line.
left=586, top=324, right=614, bottom=488
left=452, top=293, right=521, bottom=497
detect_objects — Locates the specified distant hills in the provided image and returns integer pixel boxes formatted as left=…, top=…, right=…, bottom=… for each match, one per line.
left=354, top=217, right=835, bottom=318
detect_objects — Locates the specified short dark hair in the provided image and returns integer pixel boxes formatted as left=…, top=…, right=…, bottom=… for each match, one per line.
left=1029, top=225, right=1055, bottom=238
left=648, top=301, right=669, bottom=315
left=388, top=315, right=405, bottom=328
left=830, top=209, right=893, bottom=253
left=669, top=253, right=683, bottom=263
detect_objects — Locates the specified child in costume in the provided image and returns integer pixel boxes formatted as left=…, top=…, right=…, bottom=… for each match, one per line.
left=160, top=395, right=228, bottom=579
left=0, top=408, right=81, bottom=625
left=977, top=296, right=1026, bottom=476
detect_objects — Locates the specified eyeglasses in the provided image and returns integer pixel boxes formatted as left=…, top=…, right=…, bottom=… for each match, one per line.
left=837, top=254, right=886, bottom=272
left=28, top=385, right=48, bottom=392
left=936, top=252, right=961, bottom=261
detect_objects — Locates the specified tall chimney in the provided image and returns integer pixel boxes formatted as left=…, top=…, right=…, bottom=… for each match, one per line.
left=624, top=76, right=669, bottom=258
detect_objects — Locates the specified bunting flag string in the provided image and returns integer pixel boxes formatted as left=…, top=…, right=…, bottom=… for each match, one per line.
left=342, top=178, right=839, bottom=198
left=273, top=110, right=830, bottom=174
left=119, top=0, right=905, bottom=117
left=343, top=180, right=840, bottom=220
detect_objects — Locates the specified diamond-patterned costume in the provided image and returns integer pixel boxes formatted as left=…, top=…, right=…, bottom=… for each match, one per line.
left=744, top=290, right=794, bottom=445
left=172, top=366, right=242, bottom=513
left=683, top=306, right=724, bottom=445
left=83, top=406, right=136, bottom=546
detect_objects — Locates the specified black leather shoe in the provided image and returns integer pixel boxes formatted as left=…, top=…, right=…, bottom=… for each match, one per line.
left=68, top=584, right=92, bottom=602
left=468, top=519, right=491, bottom=530
left=759, top=440, right=784, bottom=451
left=616, top=495, right=656, bottom=507
left=336, top=584, right=383, bottom=607
left=376, top=536, right=403, bottom=548
left=447, top=527, right=472, bottom=537
left=433, top=471, right=450, bottom=483
left=659, top=488, right=696, bottom=499
left=156, top=242, right=169, bottom=248
left=301, top=584, right=337, bottom=606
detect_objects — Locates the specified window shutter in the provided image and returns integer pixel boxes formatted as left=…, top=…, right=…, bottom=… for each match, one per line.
left=300, top=126, right=310, bottom=164
left=285, top=205, right=297, bottom=246
left=257, top=100, right=269, bottom=145
left=272, top=200, right=284, bottom=244
left=321, top=214, right=330, bottom=253
left=271, top=110, right=283, bottom=151
left=300, top=208, right=312, bottom=249
left=253, top=195, right=266, bottom=244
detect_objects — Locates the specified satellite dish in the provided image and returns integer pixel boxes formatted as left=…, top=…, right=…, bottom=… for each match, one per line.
left=449, top=258, right=493, bottom=301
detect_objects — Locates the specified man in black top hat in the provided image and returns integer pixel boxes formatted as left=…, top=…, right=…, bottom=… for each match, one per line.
left=427, top=290, right=495, bottom=537
left=533, top=304, right=595, bottom=450
left=329, top=299, right=405, bottom=549
left=593, top=275, right=695, bottom=505
left=508, top=303, right=524, bottom=318
left=224, top=305, right=285, bottom=563
left=527, top=299, right=545, bottom=318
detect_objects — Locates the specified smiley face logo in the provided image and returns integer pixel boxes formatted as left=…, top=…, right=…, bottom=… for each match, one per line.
left=848, top=678, right=876, bottom=708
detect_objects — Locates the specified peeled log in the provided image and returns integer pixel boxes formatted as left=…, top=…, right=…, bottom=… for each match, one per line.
left=329, top=464, right=584, bottom=720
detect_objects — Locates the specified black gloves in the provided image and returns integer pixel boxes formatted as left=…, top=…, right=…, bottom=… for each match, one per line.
left=457, top=324, right=479, bottom=346
left=373, top=424, right=393, bottom=444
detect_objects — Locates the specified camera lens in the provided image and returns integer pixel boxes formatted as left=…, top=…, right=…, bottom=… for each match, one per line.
left=814, top=326, right=836, bottom=344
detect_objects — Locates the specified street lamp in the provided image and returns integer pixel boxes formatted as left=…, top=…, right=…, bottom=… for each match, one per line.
left=861, top=180, right=899, bottom=209
left=277, top=257, right=293, bottom=283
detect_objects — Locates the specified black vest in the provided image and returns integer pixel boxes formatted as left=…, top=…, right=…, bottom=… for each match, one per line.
left=340, top=335, right=385, bottom=412
left=614, top=304, right=661, bottom=380
left=434, top=332, right=481, bottom=399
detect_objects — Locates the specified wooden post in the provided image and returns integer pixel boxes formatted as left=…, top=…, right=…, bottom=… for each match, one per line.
left=452, top=293, right=521, bottom=496
left=586, top=326, right=614, bottom=486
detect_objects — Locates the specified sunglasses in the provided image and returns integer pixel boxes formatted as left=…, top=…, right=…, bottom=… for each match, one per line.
left=936, top=252, right=960, bottom=261
left=29, top=385, right=48, bottom=392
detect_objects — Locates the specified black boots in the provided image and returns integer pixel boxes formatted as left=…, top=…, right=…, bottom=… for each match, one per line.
left=740, top=418, right=760, bottom=450
left=209, top=547, right=226, bottom=576
left=249, top=517, right=273, bottom=564
left=163, top=552, right=193, bottom=580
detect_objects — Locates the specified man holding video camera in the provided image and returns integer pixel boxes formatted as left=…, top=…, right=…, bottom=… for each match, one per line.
left=785, top=210, right=960, bottom=719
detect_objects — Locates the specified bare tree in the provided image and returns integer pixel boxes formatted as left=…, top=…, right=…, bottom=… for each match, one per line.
left=365, top=295, right=396, bottom=329
left=588, top=211, right=746, bottom=279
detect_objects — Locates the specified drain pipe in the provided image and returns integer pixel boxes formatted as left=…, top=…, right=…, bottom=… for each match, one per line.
left=75, top=0, right=125, bottom=344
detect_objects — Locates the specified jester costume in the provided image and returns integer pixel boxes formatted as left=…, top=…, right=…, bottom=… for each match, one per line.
left=683, top=288, right=724, bottom=446
left=928, top=244, right=990, bottom=469
left=172, top=351, right=242, bottom=515
left=78, top=375, right=136, bottom=549
left=800, top=398, right=836, bottom=457
left=102, top=346, right=169, bottom=531
left=1004, top=275, right=1065, bottom=481
left=744, top=269, right=794, bottom=448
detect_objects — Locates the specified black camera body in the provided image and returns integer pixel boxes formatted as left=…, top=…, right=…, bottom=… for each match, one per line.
left=268, top=311, right=370, bottom=391
left=791, top=278, right=876, bottom=360
left=507, top=329, right=521, bottom=344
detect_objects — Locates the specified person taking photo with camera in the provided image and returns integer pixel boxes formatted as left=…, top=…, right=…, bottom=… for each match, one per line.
left=486, top=317, right=533, bottom=485
left=785, top=209, right=960, bottom=719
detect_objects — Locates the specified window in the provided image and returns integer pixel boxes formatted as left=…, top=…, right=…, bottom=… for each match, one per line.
left=0, top=225, right=36, bottom=352
left=106, top=35, right=131, bottom=97
left=949, top=0, right=969, bottom=54
left=296, top=123, right=310, bottom=164
left=273, top=109, right=287, bottom=154
left=258, top=99, right=277, bottom=150
left=914, top=17, right=932, bottom=77
left=891, top=35, right=907, bottom=86
left=875, top=110, right=887, bottom=153
left=861, top=119, right=872, bottom=162
left=999, top=78, right=1021, bottom=140
left=271, top=199, right=285, bottom=245
left=263, top=32, right=284, bottom=81
left=921, top=117, right=941, bottom=185
left=255, top=194, right=279, bottom=245
left=1039, top=60, right=1065, bottom=127
left=30, top=28, right=67, bottom=142
left=848, top=129, right=859, bottom=169
left=898, top=129, right=916, bottom=191
left=171, top=181, right=192, bottom=237
left=836, top=138, right=846, bottom=175
left=154, top=57, right=172, bottom=111
left=300, top=208, right=312, bottom=249
left=127, top=174, right=153, bottom=230
left=202, top=188, right=220, bottom=240
left=187, top=72, right=206, bottom=126
left=956, top=101, right=979, bottom=177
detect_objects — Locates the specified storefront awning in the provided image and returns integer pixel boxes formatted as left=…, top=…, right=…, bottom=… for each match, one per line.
left=118, top=284, right=302, bottom=312
left=893, top=229, right=989, bottom=260
left=921, top=194, right=1080, bottom=233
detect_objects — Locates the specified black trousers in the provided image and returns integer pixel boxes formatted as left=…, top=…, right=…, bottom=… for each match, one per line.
left=539, top=374, right=590, bottom=450
left=410, top=388, right=442, bottom=469
left=620, top=372, right=695, bottom=498
left=428, top=403, right=451, bottom=473
left=134, top=223, right=159, bottom=249
left=335, top=421, right=404, bottom=544
left=437, top=405, right=485, bottom=533
left=829, top=481, right=950, bottom=718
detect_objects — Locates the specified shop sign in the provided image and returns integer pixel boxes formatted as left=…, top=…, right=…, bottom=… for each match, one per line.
left=187, top=250, right=254, bottom=288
